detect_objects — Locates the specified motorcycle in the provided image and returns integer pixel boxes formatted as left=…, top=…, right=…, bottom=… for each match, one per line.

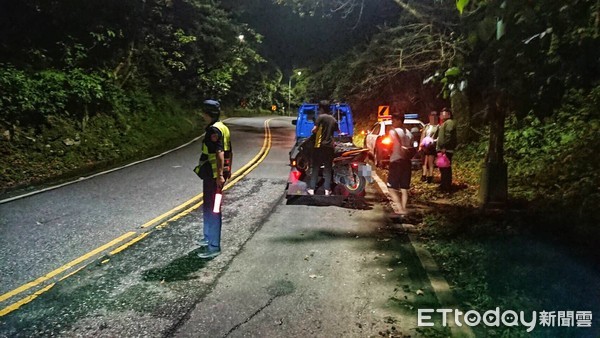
left=288, top=135, right=373, bottom=196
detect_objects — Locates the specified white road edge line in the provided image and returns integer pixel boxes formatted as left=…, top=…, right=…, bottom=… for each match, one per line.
left=0, top=117, right=271, bottom=317
left=0, top=118, right=238, bottom=205
left=372, top=172, right=475, bottom=338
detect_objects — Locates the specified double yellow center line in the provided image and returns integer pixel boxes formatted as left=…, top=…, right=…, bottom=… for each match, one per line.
left=0, top=119, right=273, bottom=317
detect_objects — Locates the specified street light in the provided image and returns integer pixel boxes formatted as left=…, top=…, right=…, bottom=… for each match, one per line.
left=288, top=71, right=302, bottom=116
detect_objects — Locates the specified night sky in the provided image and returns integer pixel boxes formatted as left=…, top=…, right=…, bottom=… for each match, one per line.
left=221, top=0, right=401, bottom=77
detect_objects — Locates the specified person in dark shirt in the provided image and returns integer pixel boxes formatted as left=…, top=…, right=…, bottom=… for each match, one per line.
left=307, top=102, right=339, bottom=195
left=437, top=108, right=457, bottom=192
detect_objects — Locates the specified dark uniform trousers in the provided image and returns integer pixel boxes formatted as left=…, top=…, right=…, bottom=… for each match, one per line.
left=439, top=152, right=453, bottom=191
left=203, top=177, right=221, bottom=251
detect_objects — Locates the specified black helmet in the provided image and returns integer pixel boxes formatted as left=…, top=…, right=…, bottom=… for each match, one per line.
left=203, top=99, right=220, bottom=117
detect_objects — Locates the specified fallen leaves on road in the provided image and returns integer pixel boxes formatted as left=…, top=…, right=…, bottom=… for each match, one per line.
left=309, top=274, right=324, bottom=279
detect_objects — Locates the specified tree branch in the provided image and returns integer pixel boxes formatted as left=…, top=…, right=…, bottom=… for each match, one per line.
left=393, top=0, right=427, bottom=21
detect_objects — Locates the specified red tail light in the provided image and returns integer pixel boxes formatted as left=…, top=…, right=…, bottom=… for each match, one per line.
left=351, top=163, right=359, bottom=168
left=291, top=170, right=301, bottom=181
left=381, top=137, right=392, bottom=145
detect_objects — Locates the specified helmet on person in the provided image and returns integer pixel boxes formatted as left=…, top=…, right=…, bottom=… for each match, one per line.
left=203, top=99, right=221, bottom=118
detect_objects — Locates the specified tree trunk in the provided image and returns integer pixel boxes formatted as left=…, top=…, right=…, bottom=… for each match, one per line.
left=113, top=42, right=135, bottom=88
left=486, top=98, right=505, bottom=163
left=479, top=96, right=508, bottom=207
left=81, top=105, right=90, bottom=131
left=451, top=91, right=472, bottom=144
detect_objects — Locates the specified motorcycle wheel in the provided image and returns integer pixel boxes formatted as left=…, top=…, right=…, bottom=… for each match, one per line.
left=343, top=172, right=366, bottom=195
left=296, top=153, right=310, bottom=172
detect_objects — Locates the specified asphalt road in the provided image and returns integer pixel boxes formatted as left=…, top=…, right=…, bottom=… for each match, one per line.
left=0, top=115, right=439, bottom=337
left=173, top=183, right=432, bottom=338
left=0, top=117, right=276, bottom=304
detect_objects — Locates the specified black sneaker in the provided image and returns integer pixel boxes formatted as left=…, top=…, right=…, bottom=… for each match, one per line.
left=420, top=175, right=427, bottom=182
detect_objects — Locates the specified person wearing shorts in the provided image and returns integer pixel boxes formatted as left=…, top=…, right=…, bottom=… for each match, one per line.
left=388, top=159, right=411, bottom=190
left=419, top=111, right=439, bottom=183
left=387, top=112, right=414, bottom=216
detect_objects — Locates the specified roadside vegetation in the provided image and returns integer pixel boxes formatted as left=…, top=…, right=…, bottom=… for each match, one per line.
left=0, top=98, right=204, bottom=192
left=409, top=163, right=599, bottom=337
left=272, top=2, right=600, bottom=335
left=402, top=87, right=600, bottom=337
left=0, top=0, right=291, bottom=194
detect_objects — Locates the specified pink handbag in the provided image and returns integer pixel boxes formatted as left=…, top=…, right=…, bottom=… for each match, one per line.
left=436, top=153, right=451, bottom=168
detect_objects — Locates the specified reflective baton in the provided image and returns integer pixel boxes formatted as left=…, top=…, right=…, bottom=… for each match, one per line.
left=213, top=187, right=222, bottom=213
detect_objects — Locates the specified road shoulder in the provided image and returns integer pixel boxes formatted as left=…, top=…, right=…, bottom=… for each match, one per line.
left=174, top=184, right=446, bottom=337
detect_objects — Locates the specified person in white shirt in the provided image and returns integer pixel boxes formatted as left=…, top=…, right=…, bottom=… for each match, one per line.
left=387, top=112, right=415, bottom=217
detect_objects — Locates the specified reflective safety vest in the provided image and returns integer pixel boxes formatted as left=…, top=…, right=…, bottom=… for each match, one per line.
left=198, top=121, right=232, bottom=179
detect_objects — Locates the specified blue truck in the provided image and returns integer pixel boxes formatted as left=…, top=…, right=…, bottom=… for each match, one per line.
left=292, top=102, right=354, bottom=140
left=290, top=102, right=355, bottom=169
left=287, top=102, right=372, bottom=199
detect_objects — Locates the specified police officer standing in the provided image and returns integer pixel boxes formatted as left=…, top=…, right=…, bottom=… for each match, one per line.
left=194, top=99, right=232, bottom=258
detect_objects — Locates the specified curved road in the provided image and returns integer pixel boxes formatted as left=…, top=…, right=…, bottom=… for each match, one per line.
left=3, top=116, right=598, bottom=338
left=0, top=116, right=290, bottom=301
left=1, top=114, right=435, bottom=338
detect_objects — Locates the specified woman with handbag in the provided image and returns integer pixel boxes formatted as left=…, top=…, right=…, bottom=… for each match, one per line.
left=419, top=111, right=439, bottom=183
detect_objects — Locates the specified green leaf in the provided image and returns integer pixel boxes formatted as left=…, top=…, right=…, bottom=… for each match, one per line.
left=477, top=17, right=497, bottom=42
left=456, top=0, right=469, bottom=14
left=445, top=67, right=461, bottom=77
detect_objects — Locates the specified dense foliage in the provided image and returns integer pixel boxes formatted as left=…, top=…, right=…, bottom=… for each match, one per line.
left=0, top=0, right=287, bottom=189
left=279, top=0, right=599, bottom=210
left=0, top=0, right=268, bottom=126
left=504, top=88, right=600, bottom=217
